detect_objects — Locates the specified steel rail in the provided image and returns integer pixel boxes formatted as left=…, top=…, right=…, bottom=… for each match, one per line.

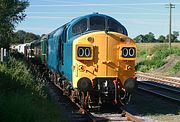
left=137, top=75, right=180, bottom=86
left=138, top=86, right=180, bottom=103
left=136, top=72, right=180, bottom=87
left=123, top=111, right=142, bottom=122
left=138, top=81, right=180, bottom=93
left=88, top=111, right=142, bottom=122
left=136, top=72, right=180, bottom=82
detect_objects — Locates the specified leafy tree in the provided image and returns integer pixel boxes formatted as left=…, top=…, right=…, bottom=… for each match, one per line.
left=173, top=31, right=179, bottom=38
left=25, top=32, right=40, bottom=43
left=173, top=31, right=179, bottom=42
left=144, top=32, right=156, bottom=43
left=134, top=31, right=179, bottom=43
left=13, top=30, right=26, bottom=44
left=165, top=31, right=179, bottom=42
left=134, top=35, right=144, bottom=43
left=166, top=34, right=178, bottom=42
left=134, top=32, right=156, bottom=43
left=157, top=35, right=166, bottom=43
left=13, top=30, right=40, bottom=44
left=0, top=0, right=29, bottom=48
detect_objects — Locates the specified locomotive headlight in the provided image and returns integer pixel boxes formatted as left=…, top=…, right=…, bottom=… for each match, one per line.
left=122, top=47, right=136, bottom=58
left=76, top=45, right=93, bottom=60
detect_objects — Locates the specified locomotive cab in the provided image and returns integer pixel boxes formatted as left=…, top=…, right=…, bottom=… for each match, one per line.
left=69, top=14, right=137, bottom=106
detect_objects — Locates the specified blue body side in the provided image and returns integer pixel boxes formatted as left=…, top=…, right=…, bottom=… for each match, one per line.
left=60, top=42, right=73, bottom=81
left=47, top=28, right=61, bottom=72
left=47, top=24, right=73, bottom=82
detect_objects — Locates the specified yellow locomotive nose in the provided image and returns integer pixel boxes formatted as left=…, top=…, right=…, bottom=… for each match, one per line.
left=72, top=31, right=136, bottom=89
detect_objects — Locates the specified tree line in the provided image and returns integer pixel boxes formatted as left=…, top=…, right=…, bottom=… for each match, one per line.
left=13, top=30, right=40, bottom=44
left=134, top=31, right=179, bottom=43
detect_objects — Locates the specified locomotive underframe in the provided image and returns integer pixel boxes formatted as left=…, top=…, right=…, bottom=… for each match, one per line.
left=53, top=73, right=131, bottom=108
left=30, top=55, right=133, bottom=109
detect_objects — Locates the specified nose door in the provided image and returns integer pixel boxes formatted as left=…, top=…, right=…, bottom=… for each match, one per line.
left=94, top=32, right=119, bottom=77
left=106, top=33, right=120, bottom=77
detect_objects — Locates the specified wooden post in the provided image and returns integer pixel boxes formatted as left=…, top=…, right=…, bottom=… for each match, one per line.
left=166, top=3, right=175, bottom=51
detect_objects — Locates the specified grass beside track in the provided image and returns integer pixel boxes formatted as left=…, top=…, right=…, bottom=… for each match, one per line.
left=169, top=61, right=180, bottom=74
left=136, top=43, right=180, bottom=73
left=0, top=55, right=65, bottom=122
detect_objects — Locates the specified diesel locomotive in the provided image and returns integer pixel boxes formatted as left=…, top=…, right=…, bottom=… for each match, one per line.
left=24, top=13, right=137, bottom=108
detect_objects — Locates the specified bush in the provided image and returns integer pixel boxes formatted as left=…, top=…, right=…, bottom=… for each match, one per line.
left=137, top=49, right=147, bottom=58
left=147, top=44, right=168, bottom=55
left=136, top=46, right=180, bottom=72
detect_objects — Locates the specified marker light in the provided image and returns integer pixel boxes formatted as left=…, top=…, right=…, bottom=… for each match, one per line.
left=76, top=45, right=93, bottom=60
left=77, top=47, right=91, bottom=57
left=122, top=47, right=136, bottom=58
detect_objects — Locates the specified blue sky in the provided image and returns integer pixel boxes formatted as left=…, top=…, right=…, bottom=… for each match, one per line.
left=16, top=0, right=180, bottom=39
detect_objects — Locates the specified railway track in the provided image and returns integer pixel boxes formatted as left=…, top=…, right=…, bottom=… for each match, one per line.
left=136, top=72, right=180, bottom=87
left=52, top=81, right=142, bottom=122
left=136, top=72, right=180, bottom=103
left=30, top=63, right=142, bottom=122
left=47, top=78, right=142, bottom=122
left=89, top=110, right=141, bottom=122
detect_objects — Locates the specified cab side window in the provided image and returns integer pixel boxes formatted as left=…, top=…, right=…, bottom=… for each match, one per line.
left=72, top=19, right=87, bottom=36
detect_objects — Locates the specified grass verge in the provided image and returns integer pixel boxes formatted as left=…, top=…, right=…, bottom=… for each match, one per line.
left=169, top=61, right=180, bottom=75
left=0, top=55, right=65, bottom=122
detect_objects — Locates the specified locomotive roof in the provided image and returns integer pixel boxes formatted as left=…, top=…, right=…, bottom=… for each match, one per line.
left=47, top=13, right=128, bottom=40
left=69, top=13, right=119, bottom=24
left=50, top=13, right=126, bottom=34
left=67, top=13, right=128, bottom=38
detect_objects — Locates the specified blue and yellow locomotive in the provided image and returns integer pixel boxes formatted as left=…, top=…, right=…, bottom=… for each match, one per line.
left=30, top=13, right=137, bottom=108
